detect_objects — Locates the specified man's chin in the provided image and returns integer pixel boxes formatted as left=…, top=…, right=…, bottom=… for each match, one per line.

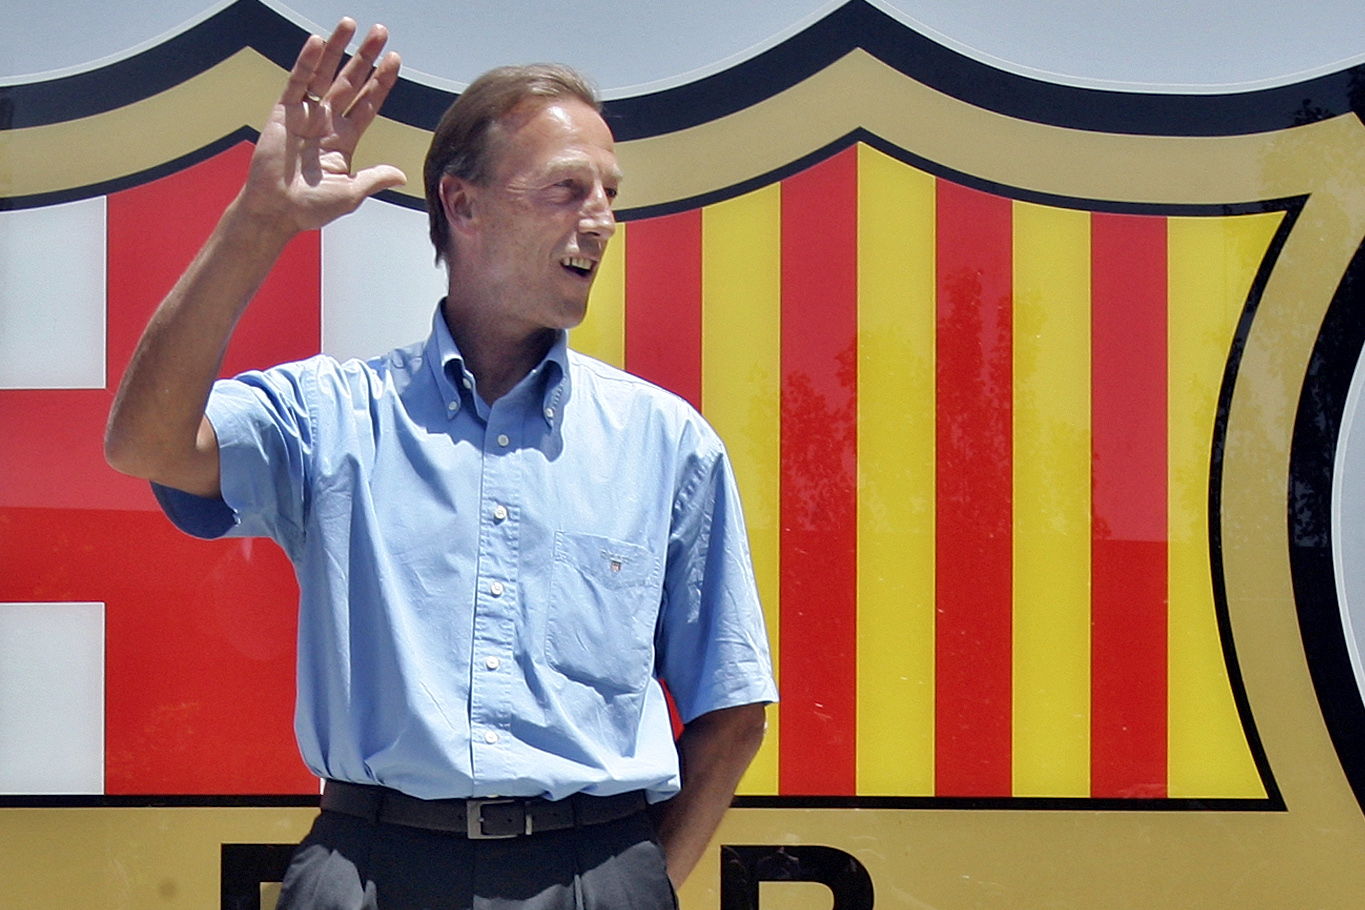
left=554, top=295, right=591, bottom=330
left=559, top=311, right=589, bottom=332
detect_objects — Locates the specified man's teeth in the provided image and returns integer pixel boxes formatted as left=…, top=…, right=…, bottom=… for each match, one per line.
left=562, top=257, right=593, bottom=273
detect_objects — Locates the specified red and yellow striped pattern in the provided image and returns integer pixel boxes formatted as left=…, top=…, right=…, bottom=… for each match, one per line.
left=579, top=143, right=1279, bottom=801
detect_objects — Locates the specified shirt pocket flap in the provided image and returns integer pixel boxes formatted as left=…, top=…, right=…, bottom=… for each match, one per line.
left=553, top=531, right=656, bottom=591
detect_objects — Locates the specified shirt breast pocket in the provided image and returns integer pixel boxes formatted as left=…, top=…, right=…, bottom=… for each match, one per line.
left=545, top=531, right=661, bottom=694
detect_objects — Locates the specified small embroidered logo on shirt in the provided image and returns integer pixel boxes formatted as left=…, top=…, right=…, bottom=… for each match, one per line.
left=602, top=550, right=626, bottom=573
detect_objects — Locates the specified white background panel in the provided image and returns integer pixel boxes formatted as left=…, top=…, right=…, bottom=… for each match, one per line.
left=0, top=197, right=107, bottom=390
left=321, top=197, right=447, bottom=363
left=0, top=602, right=105, bottom=794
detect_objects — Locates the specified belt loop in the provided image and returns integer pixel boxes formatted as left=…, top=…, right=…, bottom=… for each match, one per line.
left=572, top=792, right=588, bottom=829
left=369, top=786, right=386, bottom=825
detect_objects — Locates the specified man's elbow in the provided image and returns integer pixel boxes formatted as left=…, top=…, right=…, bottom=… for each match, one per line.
left=737, top=703, right=768, bottom=754
left=103, top=416, right=170, bottom=482
left=103, top=422, right=150, bottom=479
left=103, top=420, right=214, bottom=495
left=707, top=702, right=768, bottom=759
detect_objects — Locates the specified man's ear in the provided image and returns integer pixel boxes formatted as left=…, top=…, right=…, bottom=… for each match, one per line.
left=439, top=174, right=477, bottom=235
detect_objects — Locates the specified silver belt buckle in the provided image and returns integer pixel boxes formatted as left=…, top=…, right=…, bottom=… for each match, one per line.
left=466, top=797, right=524, bottom=839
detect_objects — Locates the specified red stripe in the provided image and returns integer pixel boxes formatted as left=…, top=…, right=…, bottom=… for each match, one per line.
left=1090, top=213, right=1168, bottom=799
left=778, top=148, right=859, bottom=794
left=0, top=389, right=139, bottom=511
left=624, top=210, right=703, bottom=410
left=934, top=180, right=1013, bottom=797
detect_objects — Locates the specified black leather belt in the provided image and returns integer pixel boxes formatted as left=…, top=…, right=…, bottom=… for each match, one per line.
left=320, top=780, right=647, bottom=838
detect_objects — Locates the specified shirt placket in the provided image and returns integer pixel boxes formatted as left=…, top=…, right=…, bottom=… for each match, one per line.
left=467, top=399, right=524, bottom=787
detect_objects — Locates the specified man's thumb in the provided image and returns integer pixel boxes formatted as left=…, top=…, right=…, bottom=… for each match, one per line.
left=354, top=165, right=408, bottom=199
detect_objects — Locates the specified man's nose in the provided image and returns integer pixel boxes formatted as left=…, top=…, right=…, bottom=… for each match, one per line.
left=580, top=186, right=617, bottom=237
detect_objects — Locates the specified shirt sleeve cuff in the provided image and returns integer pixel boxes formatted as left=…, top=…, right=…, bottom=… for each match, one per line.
left=150, top=482, right=238, bottom=539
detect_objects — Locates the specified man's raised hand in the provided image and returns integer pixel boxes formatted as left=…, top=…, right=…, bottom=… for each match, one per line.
left=104, top=20, right=406, bottom=493
left=238, top=19, right=407, bottom=237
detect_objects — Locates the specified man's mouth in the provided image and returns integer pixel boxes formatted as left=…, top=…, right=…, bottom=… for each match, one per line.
left=561, top=256, right=595, bottom=278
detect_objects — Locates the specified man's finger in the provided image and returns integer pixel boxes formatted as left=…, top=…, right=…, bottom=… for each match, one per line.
left=280, top=34, right=326, bottom=105
left=341, top=51, right=401, bottom=124
left=308, top=18, right=358, bottom=101
left=332, top=24, right=391, bottom=116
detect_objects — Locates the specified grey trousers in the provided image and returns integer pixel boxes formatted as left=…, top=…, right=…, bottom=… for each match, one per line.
left=275, top=808, right=678, bottom=910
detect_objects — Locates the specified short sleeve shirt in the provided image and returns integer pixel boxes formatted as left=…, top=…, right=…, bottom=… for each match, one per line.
left=155, top=307, right=777, bottom=802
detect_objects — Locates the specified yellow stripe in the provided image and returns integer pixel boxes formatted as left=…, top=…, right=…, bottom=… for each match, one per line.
left=855, top=145, right=937, bottom=795
left=573, top=221, right=626, bottom=368
left=1166, top=212, right=1280, bottom=799
left=1011, top=201, right=1093, bottom=797
left=701, top=184, right=783, bottom=794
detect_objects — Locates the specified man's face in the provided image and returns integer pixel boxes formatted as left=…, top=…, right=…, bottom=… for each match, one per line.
left=454, top=97, right=620, bottom=333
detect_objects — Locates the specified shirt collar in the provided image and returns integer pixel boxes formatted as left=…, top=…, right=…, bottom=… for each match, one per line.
left=540, top=331, right=570, bottom=430
left=424, top=300, right=571, bottom=428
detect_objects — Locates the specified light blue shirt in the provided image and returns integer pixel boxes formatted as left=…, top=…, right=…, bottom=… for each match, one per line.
left=155, top=306, right=776, bottom=802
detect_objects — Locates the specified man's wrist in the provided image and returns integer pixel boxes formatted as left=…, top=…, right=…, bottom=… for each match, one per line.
left=220, top=192, right=301, bottom=256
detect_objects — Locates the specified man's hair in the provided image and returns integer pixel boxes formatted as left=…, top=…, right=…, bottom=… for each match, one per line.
left=423, top=64, right=601, bottom=264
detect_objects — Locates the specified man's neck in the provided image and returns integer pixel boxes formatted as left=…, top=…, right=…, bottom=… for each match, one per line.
left=442, top=296, right=557, bottom=404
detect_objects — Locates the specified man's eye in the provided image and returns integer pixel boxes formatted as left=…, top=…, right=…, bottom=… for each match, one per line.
left=604, top=186, right=618, bottom=202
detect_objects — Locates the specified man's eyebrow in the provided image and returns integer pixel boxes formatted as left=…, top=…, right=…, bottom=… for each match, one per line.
left=539, top=154, right=623, bottom=184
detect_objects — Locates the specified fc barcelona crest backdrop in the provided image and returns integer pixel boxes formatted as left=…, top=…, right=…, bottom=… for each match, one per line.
left=3, top=1, right=1365, bottom=906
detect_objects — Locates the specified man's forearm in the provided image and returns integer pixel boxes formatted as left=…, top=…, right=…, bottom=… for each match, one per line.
left=104, top=200, right=295, bottom=495
left=651, top=702, right=768, bottom=888
left=105, top=19, right=404, bottom=497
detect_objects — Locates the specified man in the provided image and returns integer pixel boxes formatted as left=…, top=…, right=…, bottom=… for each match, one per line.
left=104, top=18, right=776, bottom=910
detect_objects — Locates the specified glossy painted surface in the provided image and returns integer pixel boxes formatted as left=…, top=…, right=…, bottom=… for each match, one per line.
left=4, top=3, right=1365, bottom=907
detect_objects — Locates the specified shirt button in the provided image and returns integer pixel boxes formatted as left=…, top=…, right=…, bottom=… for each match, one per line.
left=484, top=730, right=499, bottom=744
left=463, top=376, right=473, bottom=389
left=447, top=400, right=459, bottom=412
left=485, top=656, right=501, bottom=670
left=490, top=581, right=505, bottom=597
left=493, top=504, right=508, bottom=522
left=496, top=433, right=510, bottom=447
left=544, top=406, right=555, bottom=420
